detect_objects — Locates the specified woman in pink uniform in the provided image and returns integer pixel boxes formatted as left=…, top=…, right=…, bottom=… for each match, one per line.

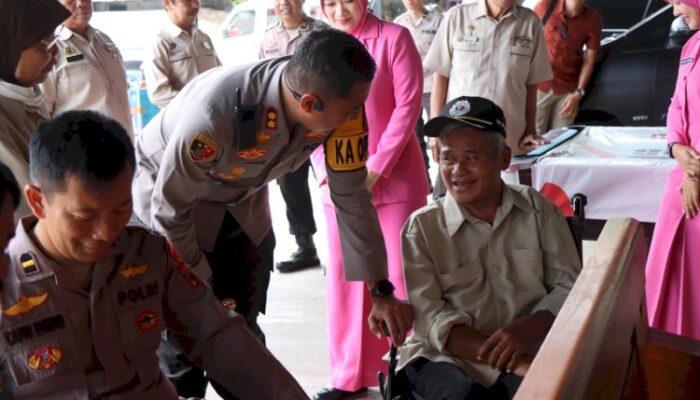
left=646, top=0, right=700, bottom=340
left=310, top=0, right=428, bottom=398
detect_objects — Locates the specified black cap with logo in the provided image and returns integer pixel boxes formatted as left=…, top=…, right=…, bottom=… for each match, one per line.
left=424, top=96, right=507, bottom=138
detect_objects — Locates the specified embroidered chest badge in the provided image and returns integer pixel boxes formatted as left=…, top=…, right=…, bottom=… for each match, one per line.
left=119, top=263, right=149, bottom=279
left=236, top=148, right=268, bottom=161
left=166, top=243, right=203, bottom=289
left=211, top=167, right=247, bottom=182
left=189, top=133, right=220, bottom=163
left=257, top=132, right=273, bottom=144
left=27, top=345, right=62, bottom=370
left=4, top=293, right=49, bottom=317
left=134, top=311, right=160, bottom=332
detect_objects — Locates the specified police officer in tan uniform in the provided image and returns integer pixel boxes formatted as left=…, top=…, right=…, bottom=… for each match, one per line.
left=0, top=111, right=307, bottom=400
left=41, top=0, right=133, bottom=138
left=132, top=30, right=414, bottom=398
left=259, top=0, right=327, bottom=273
left=143, top=0, right=221, bottom=108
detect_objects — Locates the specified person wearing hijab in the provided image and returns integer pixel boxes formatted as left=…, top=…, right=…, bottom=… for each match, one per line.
left=646, top=0, right=700, bottom=341
left=310, top=1, right=428, bottom=398
left=0, top=0, right=70, bottom=218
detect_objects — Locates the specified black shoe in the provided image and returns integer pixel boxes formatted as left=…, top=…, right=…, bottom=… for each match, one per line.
left=312, top=386, right=367, bottom=400
left=276, top=247, right=320, bottom=273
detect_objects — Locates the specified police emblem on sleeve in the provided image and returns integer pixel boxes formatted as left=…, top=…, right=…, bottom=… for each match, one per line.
left=189, top=133, right=220, bottom=163
left=134, top=311, right=160, bottom=332
left=324, top=109, right=369, bottom=172
left=166, top=243, right=203, bottom=288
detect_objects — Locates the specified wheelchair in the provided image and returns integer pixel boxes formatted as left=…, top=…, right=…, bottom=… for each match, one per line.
left=377, top=193, right=587, bottom=400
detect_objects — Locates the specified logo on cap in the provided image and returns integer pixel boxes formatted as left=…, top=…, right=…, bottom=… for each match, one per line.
left=450, top=100, right=471, bottom=117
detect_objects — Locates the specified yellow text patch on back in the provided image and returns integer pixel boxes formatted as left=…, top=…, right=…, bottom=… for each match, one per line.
left=325, top=109, right=368, bottom=172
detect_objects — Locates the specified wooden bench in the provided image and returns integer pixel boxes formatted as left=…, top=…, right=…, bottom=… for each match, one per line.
left=515, top=218, right=700, bottom=400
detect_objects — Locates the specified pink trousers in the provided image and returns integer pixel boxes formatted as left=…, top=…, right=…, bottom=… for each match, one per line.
left=323, top=198, right=425, bottom=391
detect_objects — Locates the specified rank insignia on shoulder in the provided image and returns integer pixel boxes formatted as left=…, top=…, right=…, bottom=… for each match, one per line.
left=189, top=133, right=220, bottom=163
left=325, top=108, right=369, bottom=172
left=119, top=263, right=149, bottom=279
left=4, top=293, right=49, bottom=317
left=134, top=310, right=160, bottom=332
left=27, top=345, right=62, bottom=370
left=266, top=107, right=279, bottom=131
left=301, top=20, right=309, bottom=29
left=19, top=252, right=40, bottom=276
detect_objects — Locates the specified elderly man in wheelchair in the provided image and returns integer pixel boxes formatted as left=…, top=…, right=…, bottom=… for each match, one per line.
left=392, top=96, right=582, bottom=400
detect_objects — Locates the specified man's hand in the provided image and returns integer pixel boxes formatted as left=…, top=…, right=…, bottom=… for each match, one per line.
left=675, top=144, right=700, bottom=179
left=477, top=310, right=554, bottom=372
left=429, top=137, right=440, bottom=163
left=366, top=170, right=381, bottom=190
left=368, top=295, right=414, bottom=347
left=518, top=133, right=549, bottom=153
left=559, top=92, right=582, bottom=119
left=679, top=177, right=700, bottom=219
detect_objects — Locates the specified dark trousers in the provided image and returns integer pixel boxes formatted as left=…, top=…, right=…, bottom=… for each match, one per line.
left=405, top=358, right=522, bottom=400
left=278, top=160, right=316, bottom=237
left=158, top=212, right=275, bottom=399
left=415, top=93, right=432, bottom=188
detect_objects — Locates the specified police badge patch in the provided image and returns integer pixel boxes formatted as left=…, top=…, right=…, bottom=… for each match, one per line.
left=189, top=133, right=220, bottom=163
left=27, top=345, right=62, bottom=370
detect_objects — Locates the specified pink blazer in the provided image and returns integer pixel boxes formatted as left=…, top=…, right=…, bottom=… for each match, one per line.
left=312, top=14, right=428, bottom=205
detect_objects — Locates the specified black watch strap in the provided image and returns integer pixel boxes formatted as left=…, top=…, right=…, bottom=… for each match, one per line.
left=668, top=142, right=678, bottom=159
left=370, top=280, right=395, bottom=298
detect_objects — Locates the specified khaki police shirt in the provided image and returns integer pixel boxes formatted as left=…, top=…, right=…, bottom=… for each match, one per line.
left=424, top=0, right=552, bottom=151
left=0, top=91, right=49, bottom=218
left=397, top=185, right=581, bottom=386
left=258, top=16, right=327, bottom=60
left=394, top=8, right=443, bottom=93
left=0, top=216, right=308, bottom=399
left=132, top=57, right=388, bottom=282
left=143, top=21, right=221, bottom=108
left=40, top=26, right=133, bottom=139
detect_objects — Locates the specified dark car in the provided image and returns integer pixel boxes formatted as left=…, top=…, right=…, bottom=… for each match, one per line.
left=577, top=0, right=697, bottom=126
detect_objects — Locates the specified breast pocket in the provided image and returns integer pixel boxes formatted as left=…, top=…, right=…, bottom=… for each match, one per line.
left=511, top=248, right=544, bottom=288
left=452, top=40, right=481, bottom=71
left=169, top=50, right=193, bottom=64
left=437, top=261, right=485, bottom=310
left=509, top=44, right=534, bottom=79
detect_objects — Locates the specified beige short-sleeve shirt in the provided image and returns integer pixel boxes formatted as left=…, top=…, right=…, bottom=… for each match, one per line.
left=143, top=21, right=221, bottom=108
left=41, top=26, right=133, bottom=138
left=258, top=16, right=327, bottom=60
left=424, top=0, right=552, bottom=150
left=394, top=8, right=444, bottom=93
left=398, top=184, right=581, bottom=386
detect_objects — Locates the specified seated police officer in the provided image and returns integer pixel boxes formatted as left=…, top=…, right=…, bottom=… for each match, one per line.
left=397, top=97, right=581, bottom=400
left=0, top=111, right=307, bottom=399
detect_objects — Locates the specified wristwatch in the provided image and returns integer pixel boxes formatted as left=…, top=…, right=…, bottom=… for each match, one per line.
left=574, top=88, right=586, bottom=97
left=668, top=142, right=678, bottom=159
left=370, top=280, right=395, bottom=299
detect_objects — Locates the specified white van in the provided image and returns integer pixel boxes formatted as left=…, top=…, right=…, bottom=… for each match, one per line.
left=214, top=0, right=321, bottom=67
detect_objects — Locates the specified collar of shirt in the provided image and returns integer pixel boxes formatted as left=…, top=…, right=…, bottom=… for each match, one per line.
left=475, top=0, right=520, bottom=20
left=164, top=19, right=193, bottom=38
left=60, top=25, right=96, bottom=45
left=443, top=184, right=537, bottom=236
left=275, top=15, right=312, bottom=32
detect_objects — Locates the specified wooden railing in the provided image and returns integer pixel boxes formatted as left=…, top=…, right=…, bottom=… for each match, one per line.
left=515, top=218, right=700, bottom=400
